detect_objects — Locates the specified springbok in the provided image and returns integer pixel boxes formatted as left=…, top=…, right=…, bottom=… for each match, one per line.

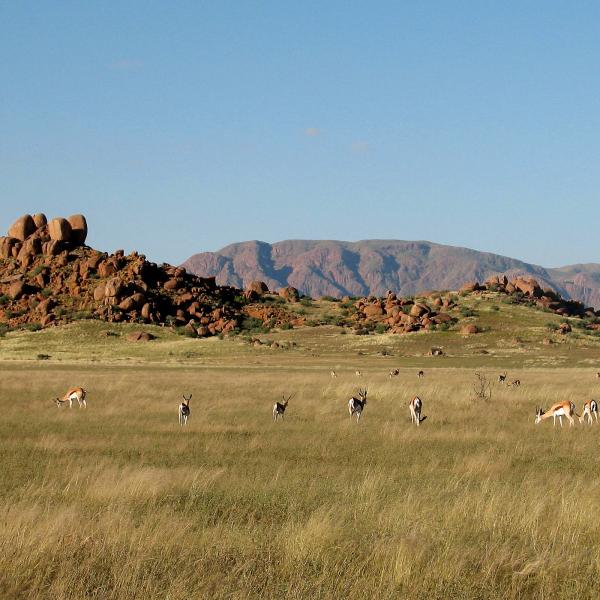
left=348, top=389, right=367, bottom=422
left=498, top=372, right=507, bottom=384
left=596, top=372, right=600, bottom=380
left=409, top=396, right=423, bottom=426
left=509, top=379, right=521, bottom=387
left=355, top=370, right=362, bottom=377
left=580, top=399, right=598, bottom=425
left=54, top=387, right=87, bottom=408
left=330, top=370, right=337, bottom=379
left=389, top=369, right=400, bottom=378
left=535, top=401, right=578, bottom=427
left=178, top=394, right=191, bottom=426
left=417, top=370, right=424, bottom=378
left=273, top=393, right=294, bottom=421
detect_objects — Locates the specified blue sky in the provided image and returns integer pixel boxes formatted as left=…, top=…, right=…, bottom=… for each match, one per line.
left=1, top=1, right=599, bottom=266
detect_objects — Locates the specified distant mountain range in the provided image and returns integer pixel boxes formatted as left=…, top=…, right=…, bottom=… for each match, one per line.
left=181, top=240, right=600, bottom=309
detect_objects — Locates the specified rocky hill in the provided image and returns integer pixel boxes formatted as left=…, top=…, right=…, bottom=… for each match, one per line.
left=181, top=240, right=600, bottom=308
left=0, top=213, right=251, bottom=336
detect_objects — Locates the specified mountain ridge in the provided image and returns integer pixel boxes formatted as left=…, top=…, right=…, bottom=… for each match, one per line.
left=181, top=239, right=600, bottom=308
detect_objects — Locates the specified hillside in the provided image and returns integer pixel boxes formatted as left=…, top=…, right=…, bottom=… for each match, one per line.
left=182, top=239, right=600, bottom=308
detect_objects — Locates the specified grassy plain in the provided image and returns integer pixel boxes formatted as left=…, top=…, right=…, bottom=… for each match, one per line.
left=1, top=296, right=600, bottom=599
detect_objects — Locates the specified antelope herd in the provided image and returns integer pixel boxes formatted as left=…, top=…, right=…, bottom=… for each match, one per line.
left=52, top=368, right=599, bottom=430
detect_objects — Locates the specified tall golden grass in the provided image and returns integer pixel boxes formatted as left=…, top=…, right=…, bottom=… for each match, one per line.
left=1, top=364, right=600, bottom=599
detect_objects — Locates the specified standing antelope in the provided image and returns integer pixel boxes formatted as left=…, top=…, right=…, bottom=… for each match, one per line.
left=498, top=372, right=507, bottom=384
left=389, top=369, right=400, bottom=378
left=348, top=389, right=367, bottom=422
left=417, top=370, right=424, bottom=378
left=355, top=370, right=362, bottom=377
left=409, top=396, right=423, bottom=426
left=580, top=399, right=598, bottom=425
left=54, top=387, right=87, bottom=408
left=535, top=401, right=578, bottom=427
left=273, top=393, right=294, bottom=421
left=509, top=379, right=521, bottom=387
left=596, top=372, right=600, bottom=380
left=178, top=394, right=191, bottom=426
left=330, top=370, right=337, bottom=379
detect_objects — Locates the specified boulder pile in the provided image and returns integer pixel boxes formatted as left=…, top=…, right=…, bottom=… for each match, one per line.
left=477, top=275, right=597, bottom=318
left=352, top=290, right=457, bottom=334
left=0, top=213, right=262, bottom=336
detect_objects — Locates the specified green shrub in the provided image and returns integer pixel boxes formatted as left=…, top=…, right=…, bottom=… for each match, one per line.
left=40, top=288, right=52, bottom=298
left=239, top=317, right=270, bottom=334
left=460, top=307, right=477, bottom=317
left=300, top=297, right=312, bottom=307
left=280, top=323, right=293, bottom=330
left=24, top=322, right=42, bottom=332
left=0, top=295, right=8, bottom=307
left=375, top=323, right=388, bottom=334
left=489, top=305, right=500, bottom=312
left=320, top=296, right=339, bottom=302
left=0, top=324, right=9, bottom=337
left=438, top=322, right=450, bottom=332
left=546, top=322, right=560, bottom=331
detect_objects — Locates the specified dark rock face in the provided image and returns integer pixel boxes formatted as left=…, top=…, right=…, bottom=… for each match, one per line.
left=182, top=239, right=600, bottom=308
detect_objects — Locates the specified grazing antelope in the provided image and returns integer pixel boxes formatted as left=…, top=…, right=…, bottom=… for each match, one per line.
left=409, top=396, right=423, bottom=426
left=535, top=401, right=578, bottom=427
left=273, top=393, right=294, bottom=421
left=348, top=389, right=368, bottom=422
left=417, top=370, right=424, bottom=378
left=355, top=370, right=362, bottom=377
left=580, top=399, right=598, bottom=425
left=178, top=394, right=191, bottom=426
left=509, top=379, right=521, bottom=387
left=498, top=372, right=507, bottom=384
left=54, top=387, right=87, bottom=408
left=330, top=370, right=337, bottom=379
left=389, top=369, right=400, bottom=378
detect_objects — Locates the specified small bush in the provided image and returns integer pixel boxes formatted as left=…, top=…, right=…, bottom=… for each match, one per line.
left=36, top=353, right=51, bottom=360
left=546, top=322, right=560, bottom=331
left=71, top=310, right=93, bottom=321
left=239, top=317, right=270, bottom=334
left=375, top=323, right=388, bottom=334
left=31, top=265, right=44, bottom=276
left=460, top=307, right=477, bottom=318
left=175, top=327, right=197, bottom=338
left=489, top=305, right=500, bottom=312
left=0, top=324, right=9, bottom=337
left=280, top=323, right=293, bottom=330
left=438, top=323, right=450, bottom=332
left=320, top=296, right=339, bottom=302
left=40, top=288, right=53, bottom=298
left=300, top=297, right=312, bottom=307
left=0, top=295, right=9, bottom=306
left=24, top=322, right=42, bottom=332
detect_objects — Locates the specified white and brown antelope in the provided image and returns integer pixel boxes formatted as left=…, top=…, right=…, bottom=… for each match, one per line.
left=535, top=401, right=578, bottom=427
left=273, top=393, right=293, bottom=421
left=417, top=370, right=424, bottom=378
left=178, top=394, right=191, bottom=426
left=348, top=389, right=367, bottom=422
left=580, top=399, right=598, bottom=425
left=389, top=369, right=400, bottom=378
left=498, top=372, right=507, bottom=384
left=355, top=370, right=362, bottom=377
left=54, top=387, right=87, bottom=408
left=409, top=396, right=423, bottom=426
left=596, top=372, right=600, bottom=380
left=330, top=370, right=337, bottom=379
left=509, top=379, right=521, bottom=387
